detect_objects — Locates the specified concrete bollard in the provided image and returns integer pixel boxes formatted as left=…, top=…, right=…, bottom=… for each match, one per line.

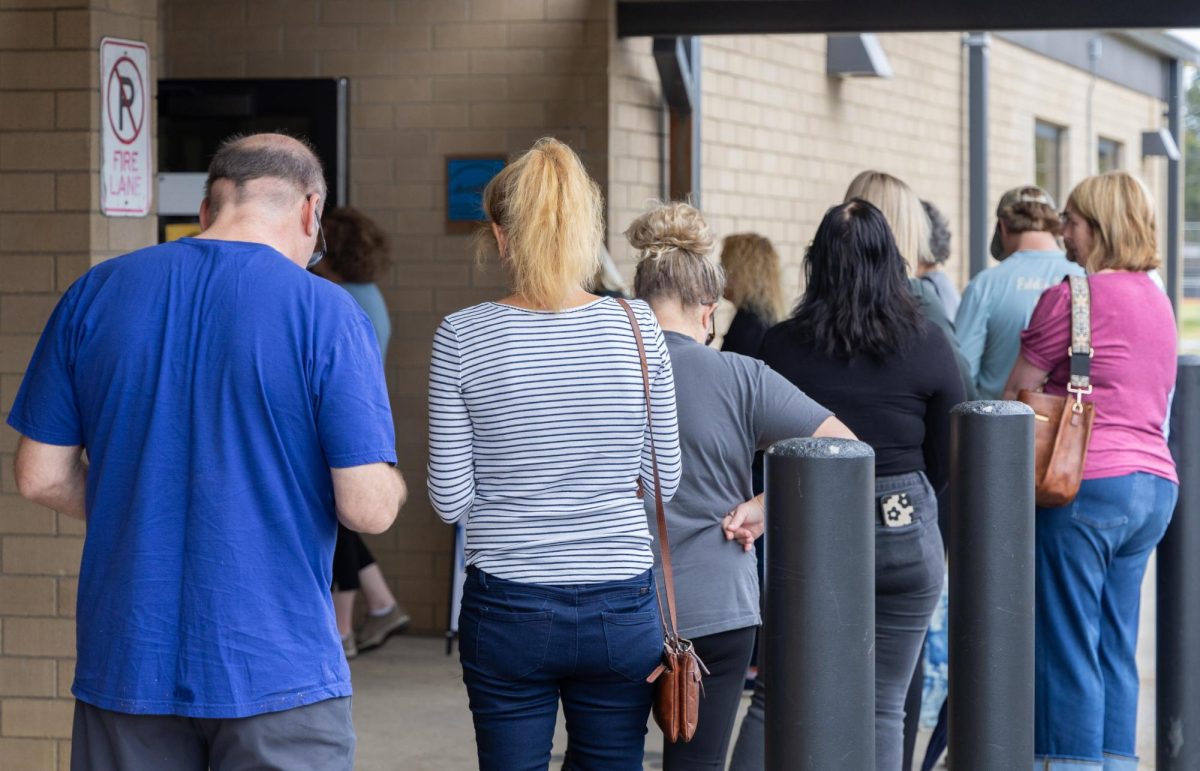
left=1158, top=357, right=1200, bottom=769
left=948, top=401, right=1035, bottom=769
left=764, top=437, right=875, bottom=770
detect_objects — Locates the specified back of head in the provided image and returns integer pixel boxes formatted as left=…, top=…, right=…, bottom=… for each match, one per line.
left=628, top=201, right=723, bottom=308
left=990, top=185, right=1061, bottom=259
left=720, top=233, right=787, bottom=324
left=920, top=200, right=951, bottom=267
left=480, top=137, right=603, bottom=310
left=205, top=133, right=326, bottom=216
left=844, top=170, right=932, bottom=270
left=321, top=207, right=391, bottom=283
left=1066, top=171, right=1158, bottom=272
left=793, top=198, right=923, bottom=359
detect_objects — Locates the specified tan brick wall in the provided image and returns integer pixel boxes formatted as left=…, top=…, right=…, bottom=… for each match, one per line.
left=607, top=35, right=663, bottom=282
left=0, top=2, right=158, bottom=767
left=158, top=0, right=612, bottom=635
left=607, top=33, right=1170, bottom=304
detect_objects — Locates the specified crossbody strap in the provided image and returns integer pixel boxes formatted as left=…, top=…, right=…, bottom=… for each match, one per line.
left=1066, top=275, right=1092, bottom=410
left=616, top=298, right=680, bottom=641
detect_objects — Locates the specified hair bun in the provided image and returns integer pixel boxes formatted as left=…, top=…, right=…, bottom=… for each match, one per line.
left=625, top=201, right=714, bottom=257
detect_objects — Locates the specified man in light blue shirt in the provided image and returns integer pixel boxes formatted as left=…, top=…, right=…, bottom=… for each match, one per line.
left=955, top=186, right=1085, bottom=398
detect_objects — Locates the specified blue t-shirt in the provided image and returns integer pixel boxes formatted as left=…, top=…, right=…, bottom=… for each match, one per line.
left=341, top=282, right=391, bottom=363
left=7, top=238, right=397, bottom=718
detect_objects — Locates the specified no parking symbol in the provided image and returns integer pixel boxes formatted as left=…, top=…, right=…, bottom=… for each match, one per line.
left=100, top=37, right=152, bottom=217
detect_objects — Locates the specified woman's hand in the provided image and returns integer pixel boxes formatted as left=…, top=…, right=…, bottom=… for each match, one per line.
left=722, top=494, right=765, bottom=552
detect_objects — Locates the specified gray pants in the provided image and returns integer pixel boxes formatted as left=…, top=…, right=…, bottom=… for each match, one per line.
left=71, top=696, right=354, bottom=771
left=730, top=471, right=945, bottom=771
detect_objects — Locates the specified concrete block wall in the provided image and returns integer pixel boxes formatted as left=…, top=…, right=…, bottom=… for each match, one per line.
left=0, top=2, right=158, bottom=767
left=158, top=0, right=613, bottom=635
left=607, top=35, right=663, bottom=279
left=989, top=36, right=1168, bottom=261
left=607, top=32, right=1170, bottom=306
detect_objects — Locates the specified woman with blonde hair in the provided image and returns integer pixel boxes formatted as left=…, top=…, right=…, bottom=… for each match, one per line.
left=628, top=202, right=852, bottom=769
left=845, top=170, right=976, bottom=400
left=427, top=138, right=681, bottom=770
left=719, top=233, right=788, bottom=357
left=1004, top=171, right=1176, bottom=771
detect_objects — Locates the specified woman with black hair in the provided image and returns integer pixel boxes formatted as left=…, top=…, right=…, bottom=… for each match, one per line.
left=730, top=199, right=963, bottom=771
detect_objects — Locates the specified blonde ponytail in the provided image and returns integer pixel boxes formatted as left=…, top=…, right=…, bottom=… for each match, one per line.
left=479, top=138, right=603, bottom=311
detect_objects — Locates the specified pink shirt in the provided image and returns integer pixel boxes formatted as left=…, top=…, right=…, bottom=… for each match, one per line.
left=1021, top=272, right=1177, bottom=484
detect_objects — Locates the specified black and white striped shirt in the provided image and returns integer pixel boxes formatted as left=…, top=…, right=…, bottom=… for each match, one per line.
left=427, top=297, right=681, bottom=584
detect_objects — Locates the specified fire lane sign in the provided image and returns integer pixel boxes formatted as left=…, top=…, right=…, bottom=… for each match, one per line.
left=100, top=37, right=152, bottom=217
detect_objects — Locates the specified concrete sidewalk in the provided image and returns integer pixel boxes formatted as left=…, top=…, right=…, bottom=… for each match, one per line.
left=350, top=559, right=1159, bottom=770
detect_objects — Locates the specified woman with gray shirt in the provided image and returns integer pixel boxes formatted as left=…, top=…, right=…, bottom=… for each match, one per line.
left=627, top=202, right=854, bottom=769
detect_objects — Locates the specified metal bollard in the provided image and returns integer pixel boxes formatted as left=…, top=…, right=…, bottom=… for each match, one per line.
left=764, top=437, right=875, bottom=770
left=948, top=401, right=1035, bottom=769
left=1158, top=356, right=1200, bottom=769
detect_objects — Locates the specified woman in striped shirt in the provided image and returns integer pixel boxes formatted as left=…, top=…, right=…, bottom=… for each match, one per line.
left=427, top=138, right=681, bottom=770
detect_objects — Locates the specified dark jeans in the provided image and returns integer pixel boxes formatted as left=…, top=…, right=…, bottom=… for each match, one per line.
left=459, top=566, right=663, bottom=771
left=71, top=697, right=354, bottom=771
left=331, top=523, right=375, bottom=591
left=662, top=625, right=757, bottom=770
left=1034, top=472, right=1176, bottom=770
left=730, top=471, right=944, bottom=771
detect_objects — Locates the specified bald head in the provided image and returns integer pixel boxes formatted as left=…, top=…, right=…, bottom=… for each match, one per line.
left=204, top=133, right=326, bottom=216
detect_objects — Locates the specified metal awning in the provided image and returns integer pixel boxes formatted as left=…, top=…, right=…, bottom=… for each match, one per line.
left=617, top=0, right=1200, bottom=38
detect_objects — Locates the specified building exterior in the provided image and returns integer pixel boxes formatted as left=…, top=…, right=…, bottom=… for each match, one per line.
left=0, top=1, right=1194, bottom=765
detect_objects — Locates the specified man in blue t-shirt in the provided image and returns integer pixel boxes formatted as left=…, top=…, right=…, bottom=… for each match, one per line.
left=8, top=133, right=405, bottom=770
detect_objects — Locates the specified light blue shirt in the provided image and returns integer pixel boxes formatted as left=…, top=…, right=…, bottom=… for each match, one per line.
left=342, top=282, right=391, bottom=364
left=954, top=250, right=1085, bottom=399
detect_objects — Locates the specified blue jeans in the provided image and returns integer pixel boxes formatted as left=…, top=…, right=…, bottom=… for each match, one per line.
left=1035, top=472, right=1177, bottom=770
left=458, top=567, right=663, bottom=771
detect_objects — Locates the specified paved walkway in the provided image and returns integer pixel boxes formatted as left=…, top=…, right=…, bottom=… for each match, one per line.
left=350, top=558, right=1160, bottom=769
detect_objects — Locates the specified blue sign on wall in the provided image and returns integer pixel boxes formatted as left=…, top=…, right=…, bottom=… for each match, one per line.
left=446, top=156, right=506, bottom=224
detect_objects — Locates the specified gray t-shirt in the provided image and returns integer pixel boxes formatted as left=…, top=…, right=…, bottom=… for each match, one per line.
left=648, top=331, right=832, bottom=639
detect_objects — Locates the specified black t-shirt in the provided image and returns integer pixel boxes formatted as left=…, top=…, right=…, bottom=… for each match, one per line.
left=722, top=307, right=771, bottom=359
left=758, top=318, right=965, bottom=491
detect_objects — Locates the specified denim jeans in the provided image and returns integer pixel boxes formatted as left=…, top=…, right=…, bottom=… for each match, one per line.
left=1034, top=472, right=1177, bottom=771
left=730, top=471, right=944, bottom=771
left=458, top=566, right=663, bottom=771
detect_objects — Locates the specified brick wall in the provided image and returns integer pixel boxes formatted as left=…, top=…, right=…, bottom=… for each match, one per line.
left=158, top=0, right=612, bottom=635
left=0, top=2, right=158, bottom=767
left=608, top=33, right=1170, bottom=304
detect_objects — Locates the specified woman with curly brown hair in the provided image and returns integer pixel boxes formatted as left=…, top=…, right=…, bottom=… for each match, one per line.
left=311, top=207, right=409, bottom=658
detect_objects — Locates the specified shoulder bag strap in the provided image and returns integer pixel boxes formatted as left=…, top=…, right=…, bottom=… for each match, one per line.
left=1066, top=275, right=1092, bottom=411
left=616, top=298, right=680, bottom=641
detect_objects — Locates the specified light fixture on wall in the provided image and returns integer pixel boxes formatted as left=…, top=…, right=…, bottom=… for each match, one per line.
left=827, top=34, right=893, bottom=78
left=1141, top=128, right=1180, bottom=161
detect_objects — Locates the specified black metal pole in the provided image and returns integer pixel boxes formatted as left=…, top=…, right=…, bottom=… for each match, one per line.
left=764, top=437, right=875, bottom=770
left=948, top=401, right=1035, bottom=768
left=1158, top=357, right=1200, bottom=769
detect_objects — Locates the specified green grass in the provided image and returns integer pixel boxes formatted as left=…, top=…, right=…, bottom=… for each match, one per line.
left=1181, top=299, right=1200, bottom=352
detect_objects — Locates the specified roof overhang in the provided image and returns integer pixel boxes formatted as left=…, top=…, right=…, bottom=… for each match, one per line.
left=617, top=0, right=1200, bottom=40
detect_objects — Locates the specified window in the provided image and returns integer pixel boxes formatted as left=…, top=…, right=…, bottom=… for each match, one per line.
left=1097, top=137, right=1122, bottom=173
left=1034, top=121, right=1065, bottom=203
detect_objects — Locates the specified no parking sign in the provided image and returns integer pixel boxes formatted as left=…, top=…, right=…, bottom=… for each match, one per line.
left=100, top=37, right=152, bottom=217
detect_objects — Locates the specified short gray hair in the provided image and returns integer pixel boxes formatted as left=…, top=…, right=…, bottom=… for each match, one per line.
left=205, top=133, right=326, bottom=211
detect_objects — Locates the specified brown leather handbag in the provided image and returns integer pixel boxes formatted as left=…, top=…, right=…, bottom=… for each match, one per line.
left=617, top=299, right=708, bottom=744
left=1018, top=275, right=1096, bottom=508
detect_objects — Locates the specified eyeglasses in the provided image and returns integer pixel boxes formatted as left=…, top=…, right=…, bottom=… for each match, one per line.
left=307, top=194, right=326, bottom=269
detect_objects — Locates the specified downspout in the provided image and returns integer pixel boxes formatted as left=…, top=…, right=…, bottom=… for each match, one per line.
left=965, top=32, right=990, bottom=278
left=1167, top=58, right=1183, bottom=312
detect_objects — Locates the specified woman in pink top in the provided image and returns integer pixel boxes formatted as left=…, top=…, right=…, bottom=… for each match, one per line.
left=1005, top=171, right=1177, bottom=771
